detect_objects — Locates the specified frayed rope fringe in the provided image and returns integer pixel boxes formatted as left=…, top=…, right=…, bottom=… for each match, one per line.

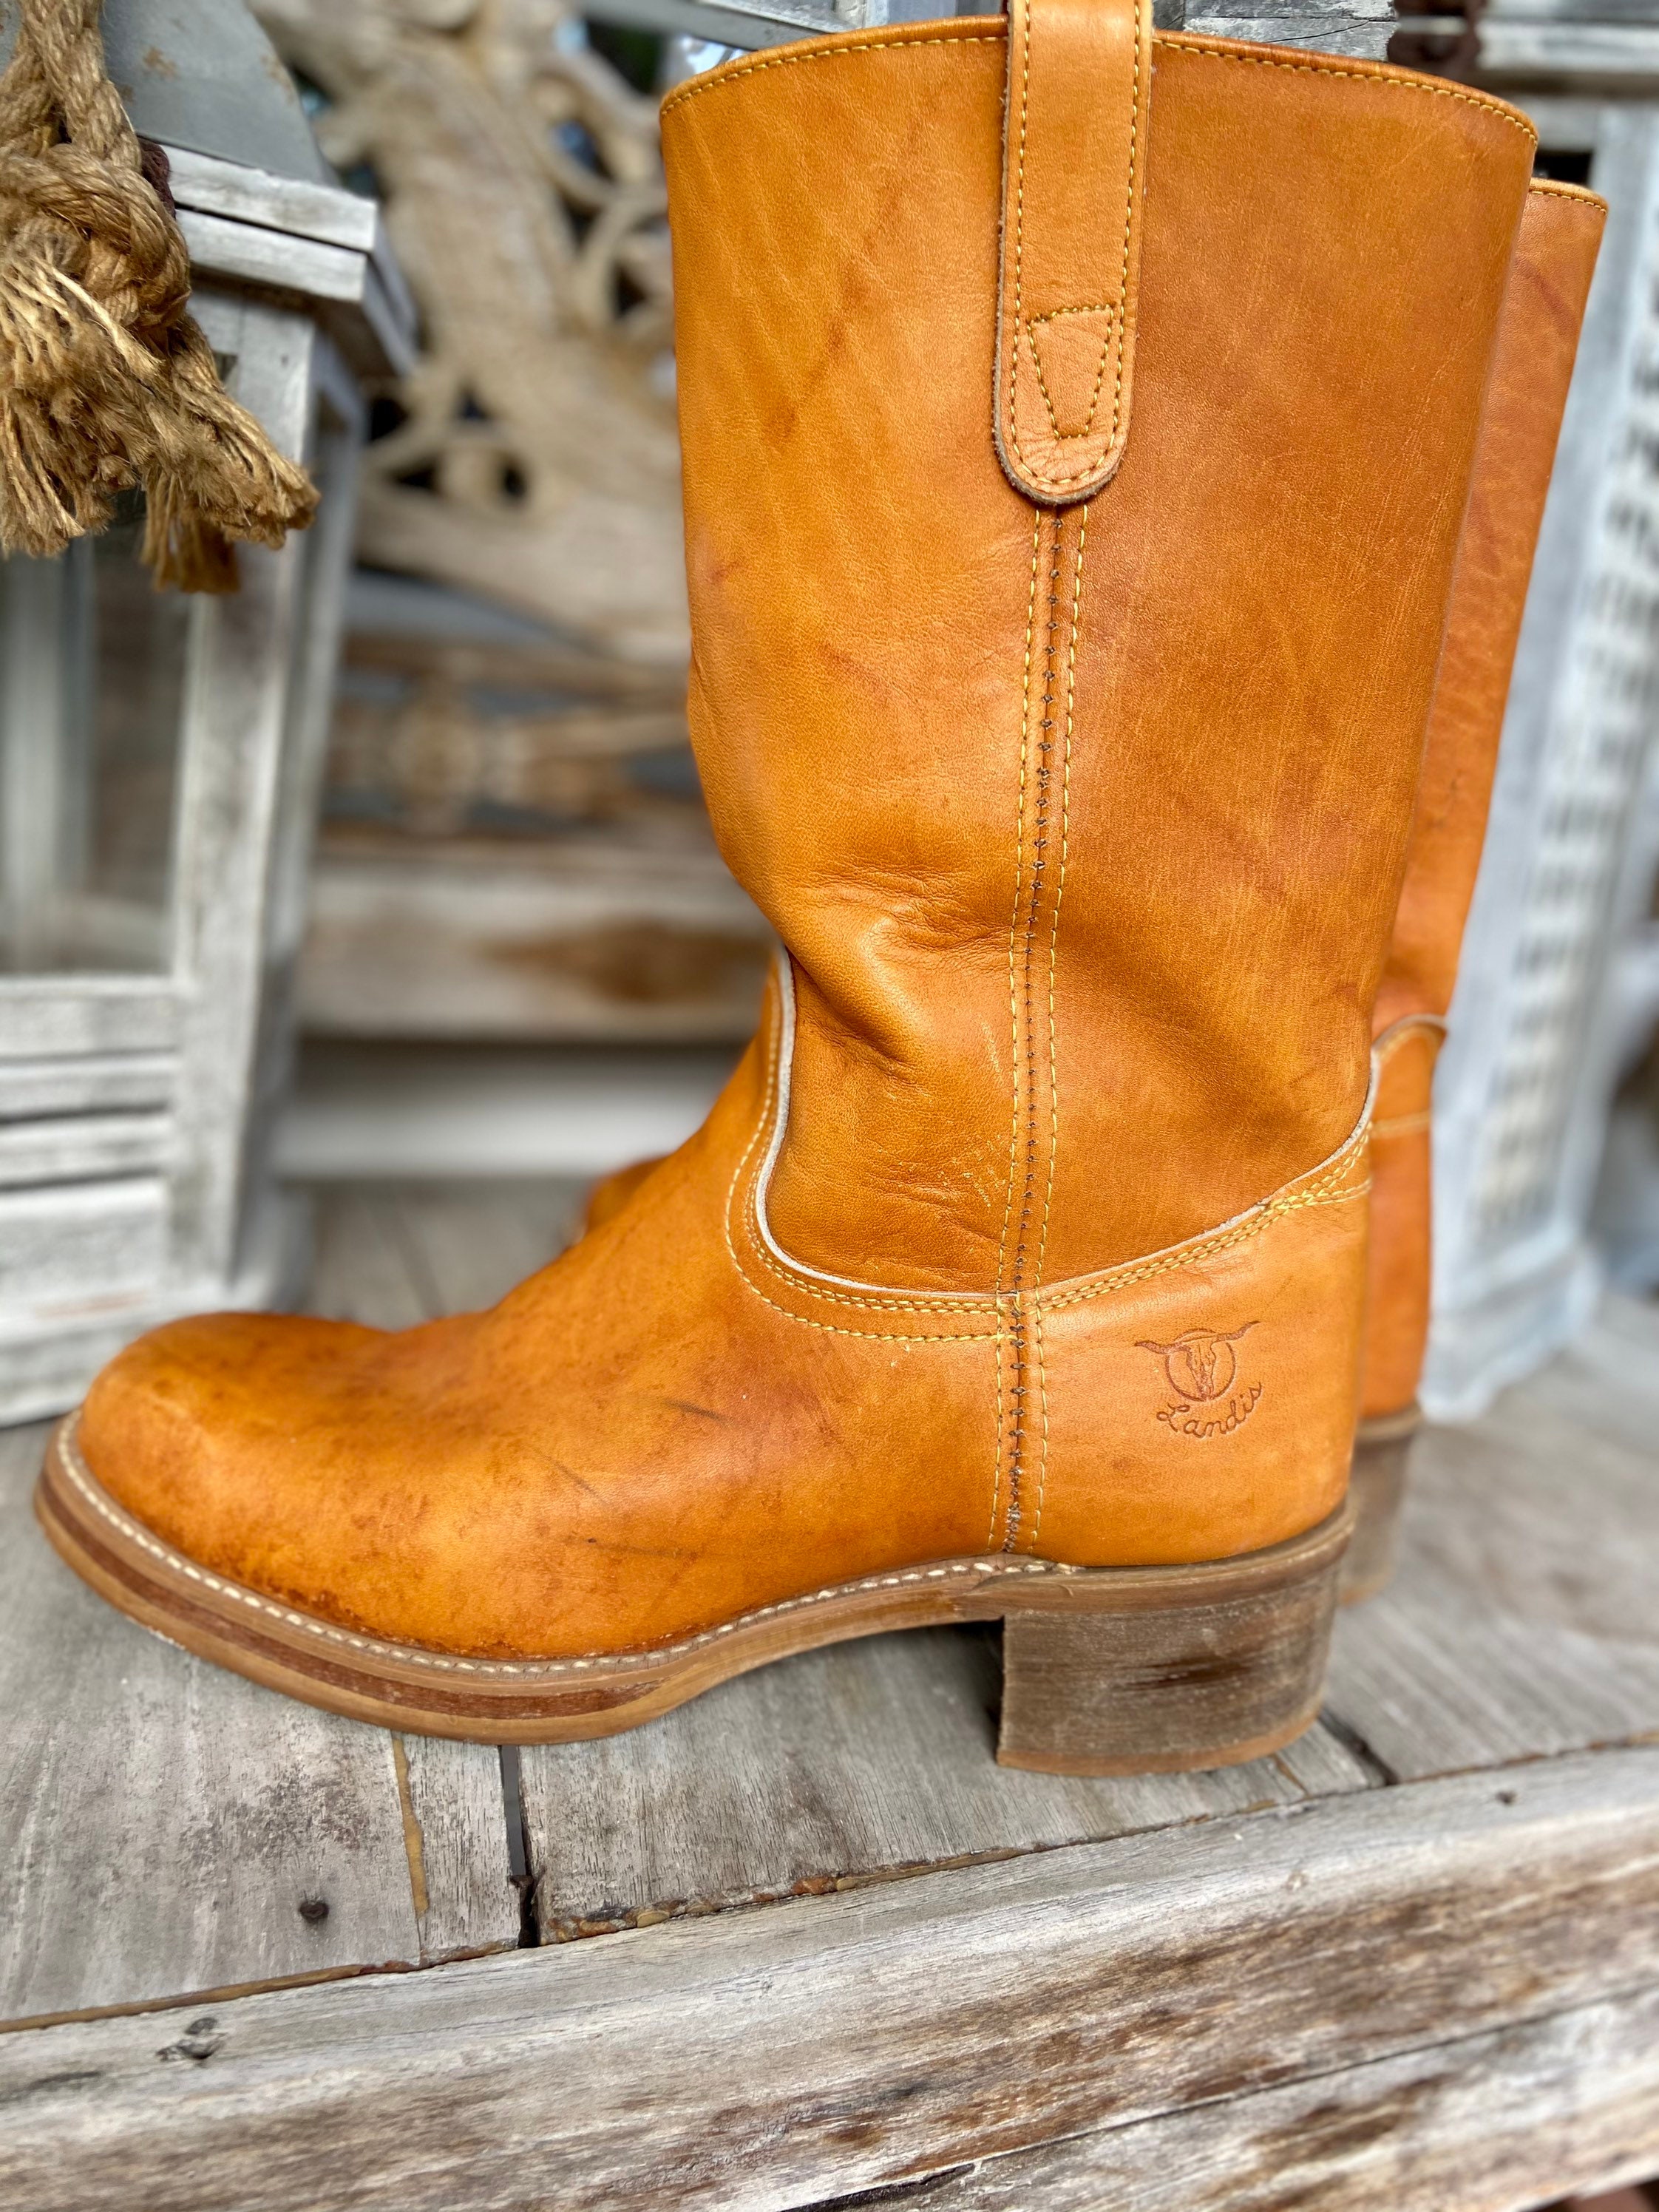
left=0, top=0, right=317, bottom=591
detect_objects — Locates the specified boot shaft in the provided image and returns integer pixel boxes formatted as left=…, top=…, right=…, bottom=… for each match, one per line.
left=1380, top=182, right=1607, bottom=1042
left=1363, top=178, right=1607, bottom=1423
left=663, top=16, right=1536, bottom=1295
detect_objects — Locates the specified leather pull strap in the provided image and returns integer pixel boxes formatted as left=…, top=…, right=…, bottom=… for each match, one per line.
left=995, top=0, right=1154, bottom=505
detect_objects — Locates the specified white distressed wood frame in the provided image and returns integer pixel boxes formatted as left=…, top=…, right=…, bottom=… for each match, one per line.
left=1425, top=94, right=1659, bottom=1418
left=0, top=152, right=382, bottom=1425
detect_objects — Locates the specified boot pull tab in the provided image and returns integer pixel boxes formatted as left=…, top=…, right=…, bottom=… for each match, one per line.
left=995, top=0, right=1154, bottom=505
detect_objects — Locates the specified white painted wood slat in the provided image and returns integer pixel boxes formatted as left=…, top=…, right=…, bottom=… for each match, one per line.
left=0, top=1111, right=172, bottom=1187
left=0, top=1054, right=177, bottom=1119
left=0, top=981, right=180, bottom=1060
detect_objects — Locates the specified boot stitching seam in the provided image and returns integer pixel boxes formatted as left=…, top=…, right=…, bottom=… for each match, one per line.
left=55, top=1425, right=1128, bottom=1678
left=735, top=1138, right=1367, bottom=1325
left=1025, top=306, right=1119, bottom=446
left=993, top=510, right=1047, bottom=1547
left=1003, top=4, right=1141, bottom=489
left=1149, top=39, right=1534, bottom=143
left=1044, top=1167, right=1368, bottom=1312
left=660, top=29, right=1003, bottom=121
left=730, top=1005, right=1371, bottom=1324
left=726, top=972, right=1000, bottom=1340
left=1030, top=504, right=1087, bottom=1550
left=660, top=28, right=1536, bottom=149
left=1527, top=178, right=1605, bottom=204
left=725, top=946, right=1374, bottom=1329
left=1005, top=512, right=1069, bottom=1548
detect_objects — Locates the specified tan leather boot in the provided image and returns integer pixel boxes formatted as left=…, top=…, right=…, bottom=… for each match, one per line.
left=39, top=3, right=1536, bottom=1772
left=1345, top=177, right=1605, bottom=1602
left=581, top=184, right=1609, bottom=1604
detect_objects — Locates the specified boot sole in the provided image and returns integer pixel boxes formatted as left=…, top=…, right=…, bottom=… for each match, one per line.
left=36, top=1415, right=1352, bottom=1774
left=1341, top=1405, right=1419, bottom=1605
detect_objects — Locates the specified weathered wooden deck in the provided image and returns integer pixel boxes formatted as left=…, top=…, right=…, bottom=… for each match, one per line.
left=2, top=1182, right=1658, bottom=2210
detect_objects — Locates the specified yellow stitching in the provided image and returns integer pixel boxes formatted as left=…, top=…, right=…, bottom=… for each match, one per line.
left=1046, top=1176, right=1368, bottom=1312
left=733, top=1169, right=1365, bottom=1337
left=1115, top=10, right=1141, bottom=444
left=60, top=1428, right=1068, bottom=1677
left=992, top=509, right=1047, bottom=1547
left=742, top=1203, right=999, bottom=1315
left=1005, top=5, right=1141, bottom=488
left=733, top=1068, right=1371, bottom=1322
left=1025, top=308, right=1119, bottom=443
left=1030, top=504, right=1085, bottom=1551
left=659, top=28, right=1004, bottom=119
left=1004, top=514, right=1067, bottom=1545
left=726, top=939, right=1370, bottom=1334
left=1040, top=506, right=1084, bottom=1301
left=1027, top=326, right=1067, bottom=444
left=733, top=1262, right=1001, bottom=1343
left=1009, top=0, right=1031, bottom=452
left=733, top=1133, right=1364, bottom=1333
left=662, top=23, right=1536, bottom=147
left=1157, top=36, right=1536, bottom=143
left=1032, top=1297, right=1049, bottom=1555
left=1527, top=177, right=1605, bottom=206
left=725, top=969, right=999, bottom=1340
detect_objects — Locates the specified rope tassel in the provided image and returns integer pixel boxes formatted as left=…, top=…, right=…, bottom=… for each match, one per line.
left=0, top=0, right=318, bottom=591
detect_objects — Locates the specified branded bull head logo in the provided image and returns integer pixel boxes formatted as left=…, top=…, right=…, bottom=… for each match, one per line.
left=1136, top=1322, right=1257, bottom=1404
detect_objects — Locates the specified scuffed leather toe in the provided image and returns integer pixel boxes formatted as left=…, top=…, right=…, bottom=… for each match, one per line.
left=76, top=1306, right=585, bottom=1659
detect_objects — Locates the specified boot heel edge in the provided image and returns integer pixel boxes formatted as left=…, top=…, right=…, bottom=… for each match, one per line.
left=996, top=1504, right=1351, bottom=1777
left=1340, top=1406, right=1418, bottom=1604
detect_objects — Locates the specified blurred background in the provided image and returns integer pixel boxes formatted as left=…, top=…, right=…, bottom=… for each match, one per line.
left=234, top=0, right=769, bottom=1185
left=2, top=0, right=1658, bottom=1432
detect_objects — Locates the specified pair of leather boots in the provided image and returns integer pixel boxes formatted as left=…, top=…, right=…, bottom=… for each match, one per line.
left=39, top=0, right=1604, bottom=1774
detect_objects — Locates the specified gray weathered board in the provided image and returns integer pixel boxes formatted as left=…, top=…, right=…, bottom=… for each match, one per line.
left=0, top=1181, right=1657, bottom=2212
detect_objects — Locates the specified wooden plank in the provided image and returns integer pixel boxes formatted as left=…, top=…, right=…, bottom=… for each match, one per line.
left=0, top=1181, right=526, bottom=2024
left=1519, top=1290, right=1659, bottom=1457
left=1480, top=18, right=1659, bottom=84
left=0, top=1422, right=423, bottom=2028
left=305, top=1181, right=580, bottom=1325
left=1185, top=7, right=1393, bottom=62
left=299, top=836, right=772, bottom=1045
left=279, top=1041, right=728, bottom=1181
left=396, top=1738, right=521, bottom=1966
left=1, top=1748, right=1655, bottom=2211
left=305, top=1189, right=523, bottom=1962
left=303, top=1187, right=430, bottom=1329
left=385, top=1182, right=583, bottom=1317
left=515, top=1263, right=1659, bottom=1935
left=176, top=211, right=370, bottom=310
left=163, top=146, right=379, bottom=255
left=520, top=1624, right=1373, bottom=1939
left=1325, top=1332, right=1659, bottom=1781
left=867, top=1985, right=1659, bottom=2212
